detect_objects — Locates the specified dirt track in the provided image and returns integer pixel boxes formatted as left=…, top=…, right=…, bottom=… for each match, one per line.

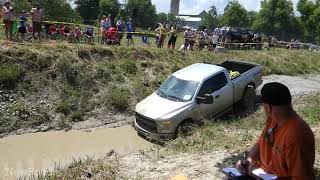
left=259, top=74, right=320, bottom=96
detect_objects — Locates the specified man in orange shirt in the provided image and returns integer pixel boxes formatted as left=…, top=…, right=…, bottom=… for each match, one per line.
left=236, top=82, right=315, bottom=179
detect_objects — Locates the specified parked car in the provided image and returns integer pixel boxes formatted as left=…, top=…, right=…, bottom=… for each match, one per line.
left=134, top=61, right=263, bottom=141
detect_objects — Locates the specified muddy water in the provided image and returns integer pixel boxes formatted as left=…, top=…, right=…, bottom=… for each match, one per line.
left=0, top=125, right=152, bottom=179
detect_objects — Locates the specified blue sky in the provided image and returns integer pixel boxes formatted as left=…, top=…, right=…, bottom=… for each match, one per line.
left=150, top=0, right=300, bottom=14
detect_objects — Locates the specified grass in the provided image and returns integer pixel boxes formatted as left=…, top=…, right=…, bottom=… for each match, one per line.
left=0, top=64, right=23, bottom=89
left=36, top=156, right=119, bottom=179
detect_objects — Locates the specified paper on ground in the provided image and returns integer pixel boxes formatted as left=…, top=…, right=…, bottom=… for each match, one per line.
left=252, top=168, right=277, bottom=180
left=222, top=167, right=243, bottom=177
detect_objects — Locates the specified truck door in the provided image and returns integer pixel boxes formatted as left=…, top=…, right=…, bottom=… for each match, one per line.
left=196, top=72, right=233, bottom=119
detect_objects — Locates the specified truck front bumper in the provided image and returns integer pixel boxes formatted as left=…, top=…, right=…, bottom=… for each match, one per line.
left=134, top=121, right=176, bottom=141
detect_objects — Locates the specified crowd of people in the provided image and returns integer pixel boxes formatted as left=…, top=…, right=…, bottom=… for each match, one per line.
left=2, top=0, right=304, bottom=52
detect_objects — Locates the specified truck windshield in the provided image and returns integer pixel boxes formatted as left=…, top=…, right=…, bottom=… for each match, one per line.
left=157, top=76, right=199, bottom=102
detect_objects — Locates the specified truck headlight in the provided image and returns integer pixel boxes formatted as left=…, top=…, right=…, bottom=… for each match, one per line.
left=158, top=120, right=172, bottom=130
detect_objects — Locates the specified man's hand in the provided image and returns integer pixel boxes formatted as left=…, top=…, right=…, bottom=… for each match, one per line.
left=236, top=160, right=250, bottom=174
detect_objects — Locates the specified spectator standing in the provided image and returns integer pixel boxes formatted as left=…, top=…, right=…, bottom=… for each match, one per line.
left=212, top=33, right=219, bottom=50
left=84, top=25, right=94, bottom=44
left=189, top=29, right=196, bottom=51
left=156, top=23, right=166, bottom=48
left=167, top=26, right=177, bottom=51
left=183, top=28, right=191, bottom=50
left=198, top=29, right=208, bottom=51
left=30, top=4, right=43, bottom=40
left=126, top=18, right=134, bottom=46
left=116, top=17, right=125, bottom=44
left=2, top=1, right=14, bottom=40
left=17, top=10, right=27, bottom=41
left=100, top=15, right=108, bottom=44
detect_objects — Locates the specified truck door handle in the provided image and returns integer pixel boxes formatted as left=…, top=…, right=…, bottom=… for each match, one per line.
left=215, top=95, right=220, bottom=98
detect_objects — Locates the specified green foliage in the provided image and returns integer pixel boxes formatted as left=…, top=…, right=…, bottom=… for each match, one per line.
left=298, top=0, right=320, bottom=43
left=56, top=56, right=77, bottom=86
left=200, top=6, right=219, bottom=29
left=75, top=0, right=100, bottom=21
left=0, top=64, right=23, bottom=89
left=104, top=86, right=130, bottom=111
left=70, top=110, right=83, bottom=122
left=99, top=0, right=120, bottom=21
left=12, top=0, right=32, bottom=13
left=252, top=0, right=296, bottom=40
left=221, top=1, right=249, bottom=27
left=125, top=0, right=158, bottom=28
left=11, top=0, right=81, bottom=22
left=120, top=59, right=137, bottom=75
left=157, top=13, right=182, bottom=27
left=55, top=100, right=71, bottom=115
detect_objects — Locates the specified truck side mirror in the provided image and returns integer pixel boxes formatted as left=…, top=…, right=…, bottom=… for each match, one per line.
left=196, top=94, right=213, bottom=104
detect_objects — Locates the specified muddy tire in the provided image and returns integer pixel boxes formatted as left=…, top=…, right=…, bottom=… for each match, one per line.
left=177, top=120, right=195, bottom=137
left=240, top=85, right=256, bottom=110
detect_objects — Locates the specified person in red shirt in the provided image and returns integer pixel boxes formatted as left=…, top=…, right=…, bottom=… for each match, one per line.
left=49, top=24, right=57, bottom=40
left=236, top=82, right=315, bottom=180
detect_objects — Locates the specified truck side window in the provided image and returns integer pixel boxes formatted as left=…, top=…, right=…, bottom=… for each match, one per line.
left=198, top=72, right=228, bottom=96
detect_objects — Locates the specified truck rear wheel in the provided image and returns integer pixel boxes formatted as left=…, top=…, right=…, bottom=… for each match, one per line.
left=240, top=85, right=256, bottom=110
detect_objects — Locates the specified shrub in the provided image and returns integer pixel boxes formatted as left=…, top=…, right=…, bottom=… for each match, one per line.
left=96, top=65, right=111, bottom=81
left=0, top=64, right=23, bottom=89
left=105, top=86, right=130, bottom=111
left=56, top=57, right=77, bottom=85
left=55, top=100, right=70, bottom=115
left=70, top=110, right=83, bottom=122
left=120, top=59, right=137, bottom=75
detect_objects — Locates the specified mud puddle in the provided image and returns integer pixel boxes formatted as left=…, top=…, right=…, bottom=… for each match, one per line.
left=0, top=125, right=152, bottom=179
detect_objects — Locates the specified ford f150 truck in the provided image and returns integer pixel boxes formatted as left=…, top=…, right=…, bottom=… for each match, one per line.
left=135, top=60, right=263, bottom=141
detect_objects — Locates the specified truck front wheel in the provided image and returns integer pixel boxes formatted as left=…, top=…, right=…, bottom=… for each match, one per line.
left=240, top=85, right=256, bottom=110
left=177, top=120, right=195, bottom=137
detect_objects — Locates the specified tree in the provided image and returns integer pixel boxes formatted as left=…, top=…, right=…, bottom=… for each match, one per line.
left=297, top=0, right=320, bottom=43
left=200, top=5, right=219, bottom=30
left=75, top=0, right=100, bottom=21
left=221, top=0, right=249, bottom=27
left=38, top=0, right=81, bottom=22
left=12, top=0, right=32, bottom=13
left=158, top=13, right=167, bottom=24
left=99, top=0, right=120, bottom=21
left=252, top=0, right=294, bottom=40
left=11, top=0, right=79, bottom=22
left=247, top=11, right=257, bottom=27
left=125, top=0, right=158, bottom=28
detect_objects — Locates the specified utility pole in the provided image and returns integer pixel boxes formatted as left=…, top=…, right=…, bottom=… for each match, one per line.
left=170, top=0, right=180, bottom=15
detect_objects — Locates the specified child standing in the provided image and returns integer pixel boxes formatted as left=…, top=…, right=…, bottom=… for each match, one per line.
left=17, top=11, right=27, bottom=41
left=141, top=28, right=150, bottom=47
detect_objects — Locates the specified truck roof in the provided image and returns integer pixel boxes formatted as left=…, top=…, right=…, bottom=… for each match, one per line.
left=172, top=63, right=225, bottom=82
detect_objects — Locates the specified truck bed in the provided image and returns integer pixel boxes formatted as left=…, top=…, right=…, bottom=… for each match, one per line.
left=218, top=60, right=258, bottom=75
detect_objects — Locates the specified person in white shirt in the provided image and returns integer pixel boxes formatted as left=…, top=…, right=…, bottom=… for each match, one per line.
left=212, top=34, right=219, bottom=50
left=30, top=3, right=43, bottom=39
left=183, top=28, right=191, bottom=50
left=2, top=1, right=14, bottom=40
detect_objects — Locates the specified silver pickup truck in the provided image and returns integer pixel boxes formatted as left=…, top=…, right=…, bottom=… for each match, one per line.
left=134, top=60, right=263, bottom=141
